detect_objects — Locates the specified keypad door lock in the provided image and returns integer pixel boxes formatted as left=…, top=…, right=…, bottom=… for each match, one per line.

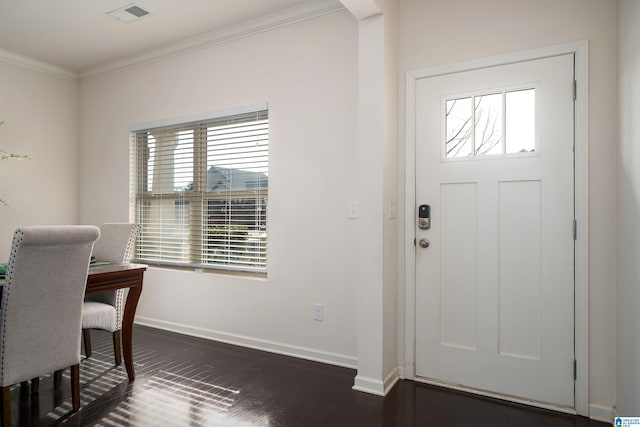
left=418, top=204, right=430, bottom=230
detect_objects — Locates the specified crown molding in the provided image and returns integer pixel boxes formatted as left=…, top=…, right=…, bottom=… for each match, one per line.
left=0, top=48, right=78, bottom=81
left=339, top=0, right=382, bottom=20
left=79, top=0, right=345, bottom=81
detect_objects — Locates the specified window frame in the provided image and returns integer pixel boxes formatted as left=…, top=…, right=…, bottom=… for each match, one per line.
left=129, top=105, right=269, bottom=274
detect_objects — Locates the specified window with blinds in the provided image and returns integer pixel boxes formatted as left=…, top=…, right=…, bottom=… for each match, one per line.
left=130, top=109, right=268, bottom=273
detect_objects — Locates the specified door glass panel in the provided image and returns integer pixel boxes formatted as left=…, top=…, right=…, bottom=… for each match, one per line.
left=444, top=88, right=536, bottom=160
left=475, top=93, right=503, bottom=156
left=506, top=89, right=536, bottom=153
left=445, top=97, right=473, bottom=158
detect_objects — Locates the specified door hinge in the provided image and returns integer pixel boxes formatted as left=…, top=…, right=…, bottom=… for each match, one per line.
left=414, top=237, right=416, bottom=247
left=573, top=80, right=577, bottom=101
left=573, top=220, right=577, bottom=240
left=574, top=359, right=577, bottom=379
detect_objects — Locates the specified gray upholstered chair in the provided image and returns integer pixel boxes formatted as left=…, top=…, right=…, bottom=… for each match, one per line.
left=82, top=223, right=139, bottom=365
left=0, top=225, right=100, bottom=426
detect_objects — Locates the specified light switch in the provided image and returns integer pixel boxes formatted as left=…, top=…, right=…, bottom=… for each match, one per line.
left=348, top=201, right=359, bottom=219
left=388, top=199, right=397, bottom=219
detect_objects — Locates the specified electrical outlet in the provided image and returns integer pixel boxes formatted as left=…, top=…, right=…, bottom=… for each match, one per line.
left=313, top=303, right=324, bottom=321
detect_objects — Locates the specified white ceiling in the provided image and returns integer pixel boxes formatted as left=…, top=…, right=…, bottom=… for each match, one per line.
left=0, top=0, right=342, bottom=74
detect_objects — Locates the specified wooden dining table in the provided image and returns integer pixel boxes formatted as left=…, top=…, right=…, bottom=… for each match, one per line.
left=0, top=262, right=146, bottom=381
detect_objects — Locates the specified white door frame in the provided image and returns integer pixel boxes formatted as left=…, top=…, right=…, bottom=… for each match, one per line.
left=404, top=41, right=589, bottom=416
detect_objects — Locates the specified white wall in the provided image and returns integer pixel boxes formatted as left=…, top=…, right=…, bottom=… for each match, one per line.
left=397, top=0, right=617, bottom=412
left=78, top=11, right=360, bottom=365
left=617, top=0, right=640, bottom=417
left=0, top=61, right=80, bottom=259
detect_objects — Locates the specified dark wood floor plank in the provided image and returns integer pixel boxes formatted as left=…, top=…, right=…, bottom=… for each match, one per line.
left=6, top=325, right=610, bottom=426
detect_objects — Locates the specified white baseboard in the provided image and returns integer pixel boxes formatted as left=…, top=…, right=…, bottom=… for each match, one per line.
left=385, top=366, right=401, bottom=392
left=352, top=365, right=401, bottom=396
left=589, top=403, right=615, bottom=424
left=398, top=364, right=406, bottom=379
left=353, top=375, right=385, bottom=396
left=134, top=316, right=357, bottom=369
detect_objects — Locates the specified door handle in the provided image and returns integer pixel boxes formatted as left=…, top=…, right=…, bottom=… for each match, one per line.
left=418, top=238, right=430, bottom=248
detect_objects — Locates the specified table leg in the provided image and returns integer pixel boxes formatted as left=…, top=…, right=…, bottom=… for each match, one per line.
left=122, top=283, right=143, bottom=381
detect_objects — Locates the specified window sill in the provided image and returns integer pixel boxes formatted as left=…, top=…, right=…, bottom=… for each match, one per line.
left=136, top=261, right=267, bottom=280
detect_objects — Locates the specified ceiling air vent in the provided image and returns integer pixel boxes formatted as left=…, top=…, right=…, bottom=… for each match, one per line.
left=107, top=4, right=150, bottom=23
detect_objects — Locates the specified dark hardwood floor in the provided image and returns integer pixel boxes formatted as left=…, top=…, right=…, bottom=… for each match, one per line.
left=8, top=325, right=609, bottom=426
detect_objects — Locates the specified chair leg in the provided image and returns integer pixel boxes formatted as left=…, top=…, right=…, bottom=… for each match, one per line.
left=113, top=329, right=122, bottom=366
left=54, top=370, right=63, bottom=390
left=1, top=386, right=10, bottom=427
left=70, top=364, right=80, bottom=411
left=30, top=377, right=39, bottom=394
left=83, top=329, right=92, bottom=358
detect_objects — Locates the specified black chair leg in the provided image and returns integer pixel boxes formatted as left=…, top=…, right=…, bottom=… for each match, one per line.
left=54, top=370, right=63, bottom=390
left=1, top=386, right=11, bottom=427
left=70, top=364, right=80, bottom=411
left=30, top=377, right=39, bottom=394
left=83, top=329, right=92, bottom=358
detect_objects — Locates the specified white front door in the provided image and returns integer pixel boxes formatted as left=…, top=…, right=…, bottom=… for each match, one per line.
left=414, top=54, right=575, bottom=407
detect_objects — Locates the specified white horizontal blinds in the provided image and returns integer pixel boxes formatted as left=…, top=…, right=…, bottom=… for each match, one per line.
left=204, top=112, right=268, bottom=269
left=133, top=109, right=268, bottom=272
left=133, top=129, right=195, bottom=265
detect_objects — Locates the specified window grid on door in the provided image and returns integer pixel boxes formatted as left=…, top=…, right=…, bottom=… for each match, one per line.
left=443, top=88, right=536, bottom=160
